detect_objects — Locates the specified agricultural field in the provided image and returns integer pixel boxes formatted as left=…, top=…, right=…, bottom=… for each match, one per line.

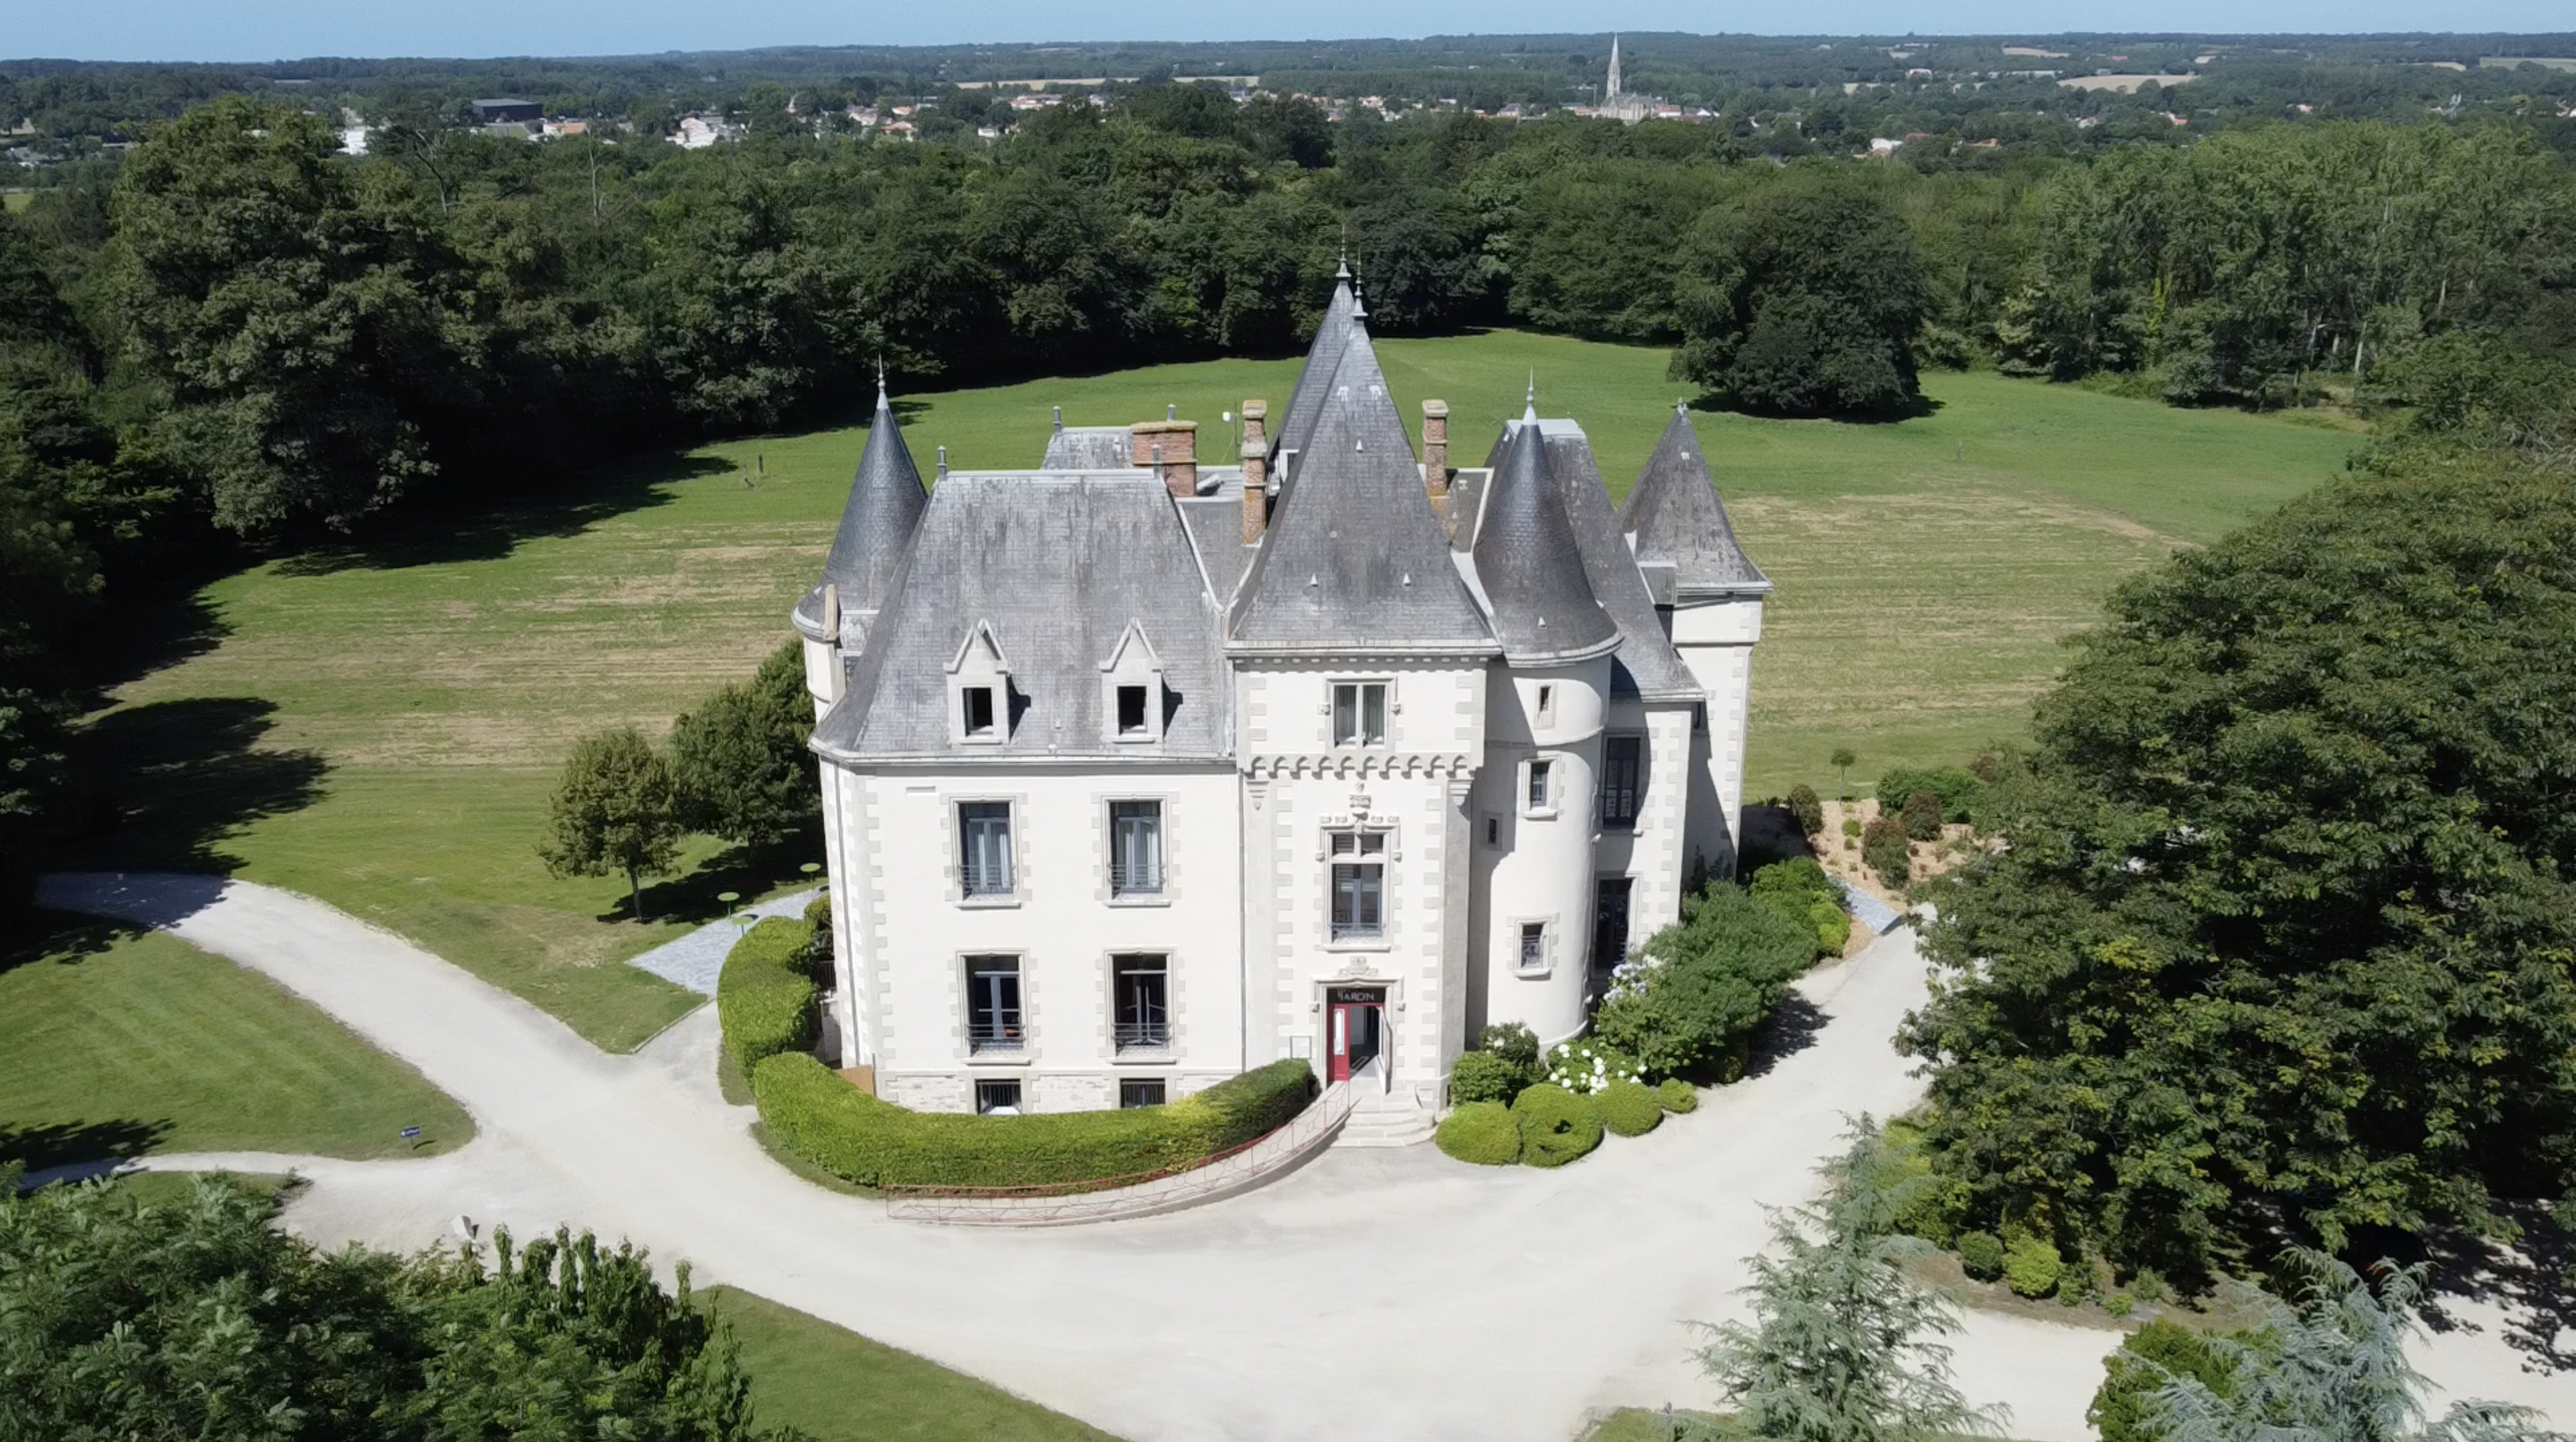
left=73, top=330, right=2359, bottom=1048
left=0, top=928, right=472, bottom=1171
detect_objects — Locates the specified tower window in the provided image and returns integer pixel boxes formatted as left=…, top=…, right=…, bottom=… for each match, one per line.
left=1519, top=923, right=1548, bottom=974
left=1535, top=684, right=1555, bottom=725
left=1331, top=682, right=1387, bottom=746
left=1527, top=760, right=1554, bottom=812
left=1600, top=735, right=1643, bottom=829
left=1329, top=829, right=1386, bottom=940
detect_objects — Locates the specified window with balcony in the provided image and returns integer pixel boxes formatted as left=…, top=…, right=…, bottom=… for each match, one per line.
left=1120, top=1078, right=1167, bottom=1109
left=965, top=955, right=1022, bottom=1053
left=1600, top=735, right=1643, bottom=829
left=1109, top=800, right=1163, bottom=897
left=1329, top=830, right=1386, bottom=940
left=958, top=802, right=1013, bottom=897
left=1113, top=954, right=1169, bottom=1053
left=1331, top=682, right=1387, bottom=746
left=975, top=1079, right=1023, bottom=1114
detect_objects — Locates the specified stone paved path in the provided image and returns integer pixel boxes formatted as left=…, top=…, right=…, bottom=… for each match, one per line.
left=35, top=872, right=2574, bottom=1442
left=624, top=887, right=824, bottom=994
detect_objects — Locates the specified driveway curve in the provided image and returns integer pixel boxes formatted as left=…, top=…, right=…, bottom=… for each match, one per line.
left=37, top=872, right=2570, bottom=1442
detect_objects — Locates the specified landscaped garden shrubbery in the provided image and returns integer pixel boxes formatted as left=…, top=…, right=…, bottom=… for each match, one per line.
left=752, top=1055, right=1313, bottom=1190
left=1860, top=817, right=1911, bottom=891
left=1543, top=1037, right=1643, bottom=1094
left=1447, top=1051, right=1528, bottom=1106
left=1510, top=1083, right=1605, bottom=1169
left=1435, top=1101, right=1523, bottom=1165
left=1657, top=1078, right=1698, bottom=1113
left=717, top=917, right=820, bottom=1075
left=1747, top=856, right=1851, bottom=959
left=1595, top=1079, right=1663, bottom=1137
left=1593, top=883, right=1820, bottom=1080
left=1872, top=765, right=1987, bottom=829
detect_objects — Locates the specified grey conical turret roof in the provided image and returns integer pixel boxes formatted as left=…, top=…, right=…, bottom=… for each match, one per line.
left=1619, top=408, right=1770, bottom=597
left=1269, top=263, right=1361, bottom=471
left=794, top=382, right=930, bottom=638
left=1473, top=418, right=1618, bottom=664
left=1228, top=322, right=1496, bottom=655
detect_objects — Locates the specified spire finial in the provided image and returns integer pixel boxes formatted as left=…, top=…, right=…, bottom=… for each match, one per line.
left=1336, top=223, right=1350, bottom=280
left=875, top=355, right=889, bottom=408
left=1524, top=369, right=1539, bottom=423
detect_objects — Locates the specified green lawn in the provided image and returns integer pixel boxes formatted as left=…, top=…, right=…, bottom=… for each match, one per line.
left=0, top=928, right=473, bottom=1171
left=76, top=332, right=2357, bottom=1050
left=700, top=1285, right=1117, bottom=1442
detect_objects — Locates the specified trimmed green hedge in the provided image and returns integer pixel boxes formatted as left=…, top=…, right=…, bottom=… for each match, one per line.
left=1447, top=1050, right=1528, bottom=1106
left=1436, top=1101, right=1522, bottom=1164
left=1596, top=1078, right=1663, bottom=1137
left=752, top=1054, right=1316, bottom=1190
left=717, top=917, right=820, bottom=1074
left=1657, top=1078, right=1699, bottom=1113
left=1511, top=1083, right=1603, bottom=1168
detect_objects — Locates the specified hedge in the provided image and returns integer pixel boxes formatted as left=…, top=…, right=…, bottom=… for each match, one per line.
left=1436, top=1101, right=1522, bottom=1164
left=1596, top=1078, right=1663, bottom=1137
left=1656, top=1078, right=1698, bottom=1113
left=1511, top=1083, right=1603, bottom=1168
left=1448, top=1051, right=1527, bottom=1106
left=717, top=917, right=820, bottom=1074
left=752, top=1054, right=1315, bottom=1190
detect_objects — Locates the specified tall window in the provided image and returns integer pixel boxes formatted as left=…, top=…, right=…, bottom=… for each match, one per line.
left=958, top=802, right=1013, bottom=897
left=1331, top=682, right=1387, bottom=746
left=963, top=685, right=998, bottom=739
left=965, top=955, right=1022, bottom=1052
left=1519, top=922, right=1548, bottom=973
left=1113, top=954, right=1169, bottom=1051
left=1109, top=801, right=1163, bottom=897
left=1527, top=759, right=1554, bottom=812
left=1115, top=684, right=1150, bottom=737
left=1534, top=684, right=1556, bottom=725
left=1594, top=878, right=1634, bottom=969
left=1600, top=735, right=1643, bottom=829
left=1330, top=830, right=1386, bottom=940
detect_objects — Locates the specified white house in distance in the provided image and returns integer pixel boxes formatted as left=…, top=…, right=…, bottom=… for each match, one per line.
left=790, top=269, right=1767, bottom=1125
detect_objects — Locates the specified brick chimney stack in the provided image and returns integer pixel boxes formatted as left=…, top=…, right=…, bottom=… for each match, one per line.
left=1129, top=418, right=1198, bottom=499
left=1421, top=399, right=1450, bottom=508
left=1240, top=400, right=1269, bottom=543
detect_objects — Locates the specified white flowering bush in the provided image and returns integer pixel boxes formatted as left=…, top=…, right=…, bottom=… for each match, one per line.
left=1546, top=1037, right=1644, bottom=1095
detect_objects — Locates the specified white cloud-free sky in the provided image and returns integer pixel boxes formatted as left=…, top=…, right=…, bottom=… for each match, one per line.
left=13, top=0, right=2568, bottom=64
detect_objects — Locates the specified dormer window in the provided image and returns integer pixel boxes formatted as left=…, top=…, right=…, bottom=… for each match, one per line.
left=1116, top=685, right=1149, bottom=737
left=1099, top=621, right=1166, bottom=746
left=964, top=687, right=997, bottom=738
left=948, top=620, right=1012, bottom=745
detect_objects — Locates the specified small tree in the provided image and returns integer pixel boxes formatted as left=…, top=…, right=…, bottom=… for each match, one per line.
left=1788, top=783, right=1825, bottom=837
left=1901, top=791, right=1944, bottom=842
left=1861, top=817, right=1911, bottom=891
left=540, top=725, right=683, bottom=922
left=1595, top=884, right=1818, bottom=1079
left=1830, top=747, right=1857, bottom=803
left=670, top=639, right=819, bottom=848
left=2155, top=1250, right=2553, bottom=1442
left=1694, top=1119, right=2001, bottom=1442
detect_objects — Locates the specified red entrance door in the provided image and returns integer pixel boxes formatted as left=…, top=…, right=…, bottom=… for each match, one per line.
left=1327, top=988, right=1383, bottom=1082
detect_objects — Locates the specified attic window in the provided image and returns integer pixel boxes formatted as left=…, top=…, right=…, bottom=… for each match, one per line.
left=1116, top=685, right=1150, bottom=737
left=963, top=686, right=997, bottom=739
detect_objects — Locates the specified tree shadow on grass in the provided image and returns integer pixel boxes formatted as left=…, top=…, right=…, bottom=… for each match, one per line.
left=2, top=1119, right=174, bottom=1179
left=56, top=697, right=328, bottom=894
left=602, top=837, right=829, bottom=930
left=274, top=450, right=732, bottom=576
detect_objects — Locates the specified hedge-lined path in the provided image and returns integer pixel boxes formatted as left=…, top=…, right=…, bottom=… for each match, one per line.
left=36, top=872, right=2570, bottom=1442
left=626, top=887, right=825, bottom=995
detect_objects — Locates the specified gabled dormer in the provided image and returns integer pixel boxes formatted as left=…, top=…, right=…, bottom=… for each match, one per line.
left=947, top=620, right=1012, bottom=745
left=1099, top=620, right=1166, bottom=745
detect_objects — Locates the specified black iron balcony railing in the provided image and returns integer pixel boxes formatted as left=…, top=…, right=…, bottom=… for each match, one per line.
left=1113, top=1021, right=1171, bottom=1051
left=966, top=1021, right=1025, bottom=1052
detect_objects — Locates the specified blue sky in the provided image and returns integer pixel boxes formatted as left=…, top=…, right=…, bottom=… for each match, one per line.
left=15, top=0, right=2566, bottom=63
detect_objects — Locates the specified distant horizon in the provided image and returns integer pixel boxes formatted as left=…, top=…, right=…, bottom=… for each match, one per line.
left=13, top=7, right=2576, bottom=68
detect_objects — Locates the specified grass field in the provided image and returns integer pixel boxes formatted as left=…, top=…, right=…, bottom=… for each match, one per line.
left=0, top=927, right=472, bottom=1171
left=76, top=331, right=2358, bottom=1049
left=700, top=1286, right=1118, bottom=1441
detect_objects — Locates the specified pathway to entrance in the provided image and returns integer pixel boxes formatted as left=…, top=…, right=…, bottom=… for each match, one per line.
left=35, top=872, right=2574, bottom=1442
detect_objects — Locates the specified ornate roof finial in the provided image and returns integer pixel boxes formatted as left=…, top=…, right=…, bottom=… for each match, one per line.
left=1336, top=224, right=1350, bottom=279
left=875, top=354, right=887, bottom=403
left=1524, top=369, right=1539, bottom=423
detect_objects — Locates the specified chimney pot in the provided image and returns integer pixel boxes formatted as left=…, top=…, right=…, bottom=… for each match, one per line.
left=1240, top=399, right=1270, bottom=544
left=1130, top=418, right=1198, bottom=499
left=1421, top=399, right=1450, bottom=502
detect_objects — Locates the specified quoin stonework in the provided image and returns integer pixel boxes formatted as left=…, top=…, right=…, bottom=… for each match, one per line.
left=790, top=265, right=1768, bottom=1117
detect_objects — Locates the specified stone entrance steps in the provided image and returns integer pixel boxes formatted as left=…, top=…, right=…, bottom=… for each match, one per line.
left=1332, top=1076, right=1436, bottom=1149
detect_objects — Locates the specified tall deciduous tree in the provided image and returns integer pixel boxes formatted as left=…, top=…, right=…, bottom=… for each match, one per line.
left=539, top=725, right=683, bottom=921
left=670, top=639, right=818, bottom=849
left=1694, top=1120, right=2000, bottom=1442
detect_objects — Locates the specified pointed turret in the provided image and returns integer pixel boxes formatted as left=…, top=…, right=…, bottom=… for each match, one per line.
left=1228, top=322, right=1494, bottom=655
left=794, top=382, right=930, bottom=639
left=1268, top=262, right=1363, bottom=478
left=1473, top=418, right=1618, bottom=663
left=1619, top=408, right=1769, bottom=597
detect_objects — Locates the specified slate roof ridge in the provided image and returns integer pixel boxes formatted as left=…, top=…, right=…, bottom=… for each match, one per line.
left=1470, top=419, right=1619, bottom=665
left=1619, top=408, right=1771, bottom=596
left=1269, top=272, right=1360, bottom=474
left=1226, top=322, right=1497, bottom=656
left=794, top=382, right=929, bottom=639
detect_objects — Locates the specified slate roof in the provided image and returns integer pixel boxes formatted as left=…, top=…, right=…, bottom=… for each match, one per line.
left=1620, top=408, right=1771, bottom=597
left=1471, top=419, right=1619, bottom=664
left=794, top=384, right=928, bottom=640
left=1228, top=323, right=1497, bottom=656
left=811, top=471, right=1231, bottom=762
left=1539, top=433, right=1702, bottom=700
left=1268, top=267, right=1360, bottom=476
left=1043, top=425, right=1133, bottom=470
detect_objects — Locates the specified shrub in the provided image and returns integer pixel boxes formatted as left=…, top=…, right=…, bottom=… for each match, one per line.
left=717, top=917, right=819, bottom=1073
left=1787, top=783, right=1824, bottom=837
left=1448, top=1051, right=1527, bottom=1106
left=800, top=893, right=834, bottom=982
left=1956, top=1230, right=2004, bottom=1281
left=1593, top=883, right=1819, bottom=1078
left=1873, top=764, right=1985, bottom=827
left=1842, top=816, right=1862, bottom=838
left=1901, top=790, right=1944, bottom=841
left=1542, top=1037, right=1642, bottom=1094
left=753, top=1054, right=1315, bottom=1189
left=1436, top=1101, right=1521, bottom=1165
left=1749, top=855, right=1851, bottom=959
left=1596, top=1078, right=1663, bottom=1137
left=1511, top=1084, right=1604, bottom=1168
left=2003, top=1230, right=2064, bottom=1298
left=1656, top=1077, right=1698, bottom=1112
left=2088, top=1318, right=2237, bottom=1442
left=1478, top=1021, right=1541, bottom=1078
left=1861, top=816, right=1911, bottom=889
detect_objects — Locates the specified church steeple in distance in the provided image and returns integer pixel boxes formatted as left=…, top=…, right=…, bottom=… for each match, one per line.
left=1607, top=35, right=1623, bottom=100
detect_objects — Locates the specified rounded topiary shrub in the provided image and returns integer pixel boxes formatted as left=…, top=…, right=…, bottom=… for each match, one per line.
left=1512, top=1083, right=1604, bottom=1169
left=1902, top=790, right=1944, bottom=841
left=1435, top=1101, right=1522, bottom=1165
left=1956, top=1229, right=2004, bottom=1281
left=1656, top=1078, right=1698, bottom=1113
left=2004, top=1231, right=2064, bottom=1298
left=1596, top=1078, right=1663, bottom=1137
left=1862, top=816, right=1911, bottom=889
left=1448, top=1050, right=1527, bottom=1107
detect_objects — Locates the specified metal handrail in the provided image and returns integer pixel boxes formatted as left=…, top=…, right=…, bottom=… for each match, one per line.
left=1112, top=1021, right=1170, bottom=1051
left=966, top=1023, right=1024, bottom=1051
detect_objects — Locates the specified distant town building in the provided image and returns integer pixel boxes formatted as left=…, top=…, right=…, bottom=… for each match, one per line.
left=1598, top=37, right=1657, bottom=124
left=673, top=115, right=733, bottom=149
left=470, top=99, right=541, bottom=125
